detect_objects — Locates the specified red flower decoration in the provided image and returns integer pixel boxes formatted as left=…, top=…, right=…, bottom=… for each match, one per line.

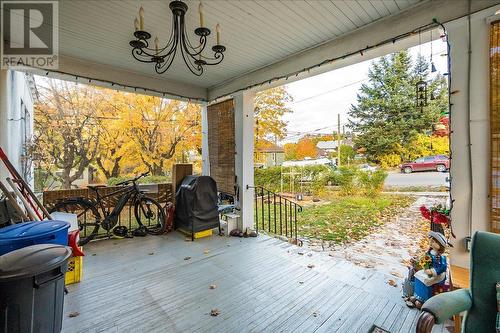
left=420, top=205, right=450, bottom=226
left=420, top=206, right=431, bottom=220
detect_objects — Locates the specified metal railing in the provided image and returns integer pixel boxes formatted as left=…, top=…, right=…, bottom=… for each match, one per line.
left=248, top=185, right=302, bottom=245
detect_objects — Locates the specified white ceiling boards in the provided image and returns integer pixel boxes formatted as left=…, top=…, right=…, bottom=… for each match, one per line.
left=9, top=0, right=500, bottom=101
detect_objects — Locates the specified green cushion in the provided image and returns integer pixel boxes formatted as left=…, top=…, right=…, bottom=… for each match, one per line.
left=463, top=232, right=500, bottom=333
left=421, top=288, right=472, bottom=324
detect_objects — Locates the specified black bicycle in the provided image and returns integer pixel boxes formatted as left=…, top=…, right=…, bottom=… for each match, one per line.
left=49, top=172, right=166, bottom=245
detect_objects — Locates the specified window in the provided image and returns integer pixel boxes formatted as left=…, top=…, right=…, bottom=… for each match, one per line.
left=415, top=158, right=425, bottom=163
left=424, top=157, right=435, bottom=162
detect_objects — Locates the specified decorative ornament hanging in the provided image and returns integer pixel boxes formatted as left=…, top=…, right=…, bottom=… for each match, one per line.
left=416, top=80, right=428, bottom=111
left=430, top=30, right=437, bottom=73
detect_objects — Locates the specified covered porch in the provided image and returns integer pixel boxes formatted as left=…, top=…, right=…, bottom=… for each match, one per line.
left=63, top=231, right=431, bottom=333
left=2, top=0, right=500, bottom=332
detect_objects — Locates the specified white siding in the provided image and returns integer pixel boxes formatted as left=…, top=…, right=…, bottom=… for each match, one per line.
left=446, top=5, right=500, bottom=268
left=0, top=70, right=35, bottom=186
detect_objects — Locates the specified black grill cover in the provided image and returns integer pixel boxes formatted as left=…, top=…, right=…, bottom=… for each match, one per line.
left=174, top=176, right=220, bottom=233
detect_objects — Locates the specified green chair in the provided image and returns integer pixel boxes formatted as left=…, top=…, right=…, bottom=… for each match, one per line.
left=417, top=231, right=500, bottom=332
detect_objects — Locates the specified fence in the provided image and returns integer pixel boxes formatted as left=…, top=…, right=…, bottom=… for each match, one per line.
left=43, top=183, right=173, bottom=239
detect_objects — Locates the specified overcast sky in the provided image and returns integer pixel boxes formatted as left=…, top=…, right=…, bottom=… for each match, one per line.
left=281, top=40, right=448, bottom=143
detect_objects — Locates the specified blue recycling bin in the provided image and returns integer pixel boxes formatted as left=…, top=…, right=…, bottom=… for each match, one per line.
left=0, top=221, right=70, bottom=255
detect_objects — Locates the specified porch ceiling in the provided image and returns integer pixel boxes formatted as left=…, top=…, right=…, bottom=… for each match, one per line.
left=14, top=0, right=500, bottom=101
left=57, top=0, right=420, bottom=87
left=17, top=0, right=420, bottom=101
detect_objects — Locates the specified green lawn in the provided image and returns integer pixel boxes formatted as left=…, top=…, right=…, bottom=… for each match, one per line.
left=297, top=195, right=414, bottom=244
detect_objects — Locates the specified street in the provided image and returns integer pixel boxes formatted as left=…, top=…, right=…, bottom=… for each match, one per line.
left=385, top=171, right=449, bottom=187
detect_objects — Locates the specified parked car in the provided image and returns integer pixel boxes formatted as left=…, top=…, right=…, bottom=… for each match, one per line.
left=400, top=155, right=449, bottom=173
left=358, top=164, right=378, bottom=172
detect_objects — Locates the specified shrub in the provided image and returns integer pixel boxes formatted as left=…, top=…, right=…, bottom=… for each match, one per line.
left=379, top=153, right=401, bottom=169
left=337, top=166, right=358, bottom=196
left=358, top=170, right=388, bottom=197
left=254, top=165, right=336, bottom=194
left=107, top=175, right=171, bottom=186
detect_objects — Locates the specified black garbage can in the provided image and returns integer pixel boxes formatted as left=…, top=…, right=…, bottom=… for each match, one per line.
left=0, top=244, right=72, bottom=333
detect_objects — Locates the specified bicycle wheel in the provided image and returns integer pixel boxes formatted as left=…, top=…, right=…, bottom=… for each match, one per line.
left=134, top=196, right=166, bottom=235
left=50, top=199, right=101, bottom=245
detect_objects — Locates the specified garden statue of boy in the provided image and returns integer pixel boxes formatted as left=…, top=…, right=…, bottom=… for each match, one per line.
left=405, top=231, right=448, bottom=309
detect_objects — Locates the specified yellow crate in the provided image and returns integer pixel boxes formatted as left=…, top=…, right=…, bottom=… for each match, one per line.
left=65, top=254, right=83, bottom=285
left=179, top=228, right=213, bottom=239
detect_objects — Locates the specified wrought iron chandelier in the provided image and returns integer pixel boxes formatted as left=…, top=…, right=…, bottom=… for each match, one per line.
left=129, top=1, right=226, bottom=76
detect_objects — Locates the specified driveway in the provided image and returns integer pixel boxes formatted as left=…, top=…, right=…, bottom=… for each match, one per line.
left=385, top=171, right=449, bottom=187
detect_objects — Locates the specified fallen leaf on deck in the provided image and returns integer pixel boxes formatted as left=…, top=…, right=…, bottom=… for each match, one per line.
left=299, top=281, right=304, bottom=284
left=307, top=264, right=315, bottom=269
left=387, top=279, right=398, bottom=287
left=68, top=312, right=80, bottom=318
left=210, top=309, right=220, bottom=316
left=148, top=252, right=154, bottom=256
left=390, top=271, right=403, bottom=278
left=312, top=312, right=318, bottom=317
left=184, top=256, right=191, bottom=260
left=209, top=284, right=217, bottom=289
left=204, top=249, right=210, bottom=254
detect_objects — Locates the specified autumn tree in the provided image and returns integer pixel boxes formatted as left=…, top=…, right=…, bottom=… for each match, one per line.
left=121, top=95, right=201, bottom=175
left=34, top=79, right=104, bottom=189
left=254, top=86, right=293, bottom=151
left=94, top=94, right=128, bottom=179
left=284, top=142, right=298, bottom=160
left=295, top=137, right=317, bottom=160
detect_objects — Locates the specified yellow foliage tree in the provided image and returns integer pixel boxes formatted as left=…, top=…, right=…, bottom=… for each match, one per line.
left=119, top=94, right=201, bottom=175
left=254, top=86, right=292, bottom=152
left=34, top=79, right=105, bottom=189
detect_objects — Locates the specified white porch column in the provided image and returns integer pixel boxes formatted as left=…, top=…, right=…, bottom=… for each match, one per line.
left=233, top=91, right=255, bottom=231
left=200, top=103, right=210, bottom=176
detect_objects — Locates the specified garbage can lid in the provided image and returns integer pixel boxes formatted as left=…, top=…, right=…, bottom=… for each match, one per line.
left=0, top=221, right=70, bottom=242
left=0, top=244, right=72, bottom=281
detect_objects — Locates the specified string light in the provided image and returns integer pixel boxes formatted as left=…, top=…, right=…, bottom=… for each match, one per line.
left=25, top=66, right=206, bottom=102
left=214, top=19, right=446, bottom=101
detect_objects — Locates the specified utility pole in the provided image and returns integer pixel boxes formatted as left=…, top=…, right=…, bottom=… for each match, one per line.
left=337, top=114, right=341, bottom=166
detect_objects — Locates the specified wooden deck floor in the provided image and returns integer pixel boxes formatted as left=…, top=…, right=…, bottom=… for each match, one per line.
left=63, top=232, right=447, bottom=333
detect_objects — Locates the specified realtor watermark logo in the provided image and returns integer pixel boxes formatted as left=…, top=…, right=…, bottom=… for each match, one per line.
left=1, top=1, right=58, bottom=69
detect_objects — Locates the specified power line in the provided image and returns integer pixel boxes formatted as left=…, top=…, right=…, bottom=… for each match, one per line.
left=290, top=79, right=367, bottom=105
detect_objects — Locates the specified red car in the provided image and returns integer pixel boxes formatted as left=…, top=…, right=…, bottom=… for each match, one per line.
left=400, top=155, right=449, bottom=173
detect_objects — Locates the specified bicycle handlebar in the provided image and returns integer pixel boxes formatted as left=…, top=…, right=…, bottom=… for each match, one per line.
left=115, top=172, right=150, bottom=186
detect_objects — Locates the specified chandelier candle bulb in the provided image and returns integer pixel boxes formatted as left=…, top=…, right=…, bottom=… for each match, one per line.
left=139, top=6, right=145, bottom=30
left=216, top=23, right=221, bottom=45
left=134, top=17, right=139, bottom=31
left=154, top=36, right=159, bottom=52
left=199, top=2, right=204, bottom=27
